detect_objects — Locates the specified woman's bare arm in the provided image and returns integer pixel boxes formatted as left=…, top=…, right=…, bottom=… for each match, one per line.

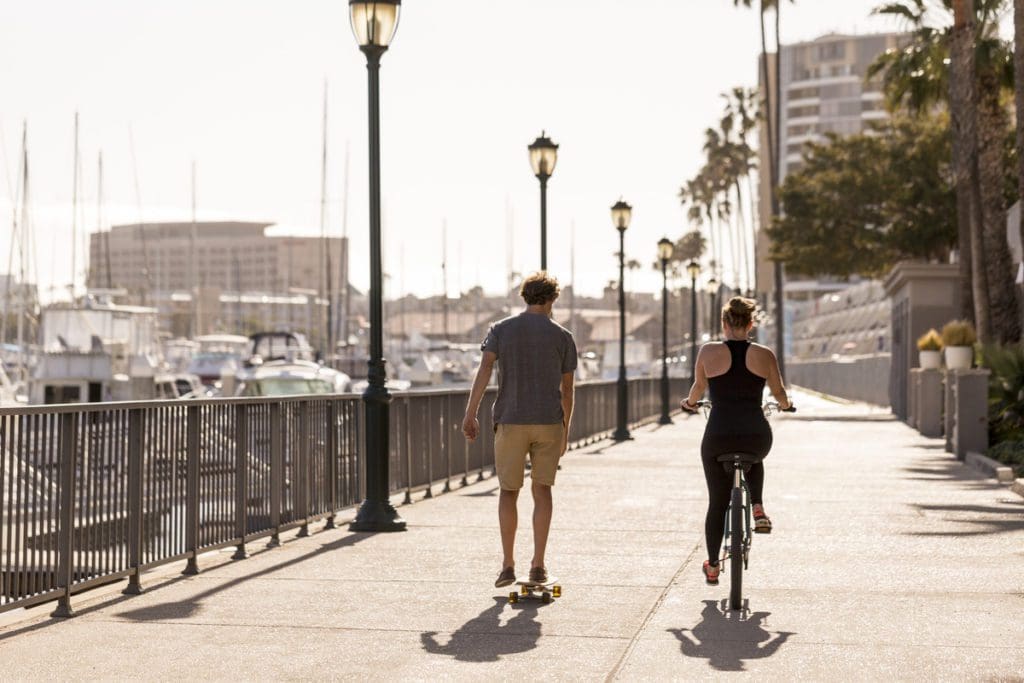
left=764, top=348, right=791, bottom=409
left=683, top=346, right=709, bottom=409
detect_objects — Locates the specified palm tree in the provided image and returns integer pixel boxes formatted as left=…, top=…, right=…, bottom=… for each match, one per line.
left=870, top=0, right=1018, bottom=343
left=731, top=0, right=793, bottom=368
left=719, top=88, right=760, bottom=294
left=1016, top=0, right=1024, bottom=278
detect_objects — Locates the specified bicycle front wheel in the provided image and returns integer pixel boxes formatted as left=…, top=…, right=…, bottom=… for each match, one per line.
left=729, top=486, right=744, bottom=610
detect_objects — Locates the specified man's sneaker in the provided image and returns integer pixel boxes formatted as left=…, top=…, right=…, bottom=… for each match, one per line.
left=702, top=560, right=720, bottom=585
left=753, top=505, right=772, bottom=534
left=528, top=566, right=548, bottom=584
left=495, top=567, right=516, bottom=588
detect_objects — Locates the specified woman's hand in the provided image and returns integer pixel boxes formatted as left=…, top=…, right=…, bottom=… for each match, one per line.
left=680, top=398, right=699, bottom=414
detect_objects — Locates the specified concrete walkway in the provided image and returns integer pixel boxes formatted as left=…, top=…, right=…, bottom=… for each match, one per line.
left=1, top=390, right=1022, bottom=680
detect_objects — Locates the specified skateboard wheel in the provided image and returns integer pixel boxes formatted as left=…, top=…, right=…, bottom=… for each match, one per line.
left=552, top=585, right=561, bottom=598
left=509, top=592, right=518, bottom=604
left=541, top=592, right=551, bottom=604
left=521, top=585, right=529, bottom=596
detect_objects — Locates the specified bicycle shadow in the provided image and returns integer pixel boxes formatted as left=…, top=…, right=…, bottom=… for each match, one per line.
left=420, top=596, right=542, bottom=662
left=667, top=599, right=794, bottom=672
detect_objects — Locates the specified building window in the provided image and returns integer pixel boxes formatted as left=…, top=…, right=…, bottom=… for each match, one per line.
left=817, top=41, right=846, bottom=61
left=788, top=104, right=820, bottom=118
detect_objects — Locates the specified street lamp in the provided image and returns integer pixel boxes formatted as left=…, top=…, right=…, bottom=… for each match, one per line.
left=657, top=238, right=674, bottom=425
left=528, top=132, right=558, bottom=270
left=348, top=0, right=405, bottom=532
left=707, top=276, right=718, bottom=340
left=687, top=260, right=701, bottom=383
left=611, top=199, right=632, bottom=442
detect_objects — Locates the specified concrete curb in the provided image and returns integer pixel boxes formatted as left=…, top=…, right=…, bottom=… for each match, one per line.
left=1011, top=479, right=1024, bottom=498
left=965, top=451, right=1016, bottom=484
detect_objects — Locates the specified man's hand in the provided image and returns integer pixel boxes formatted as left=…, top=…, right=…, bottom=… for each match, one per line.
left=560, top=429, right=569, bottom=456
left=462, top=414, right=480, bottom=442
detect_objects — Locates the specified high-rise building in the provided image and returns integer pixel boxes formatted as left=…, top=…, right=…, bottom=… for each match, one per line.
left=88, top=221, right=347, bottom=296
left=87, top=221, right=350, bottom=341
left=755, top=33, right=906, bottom=350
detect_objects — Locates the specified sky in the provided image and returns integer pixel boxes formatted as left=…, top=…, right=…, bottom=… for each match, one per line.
left=0, top=0, right=979, bottom=303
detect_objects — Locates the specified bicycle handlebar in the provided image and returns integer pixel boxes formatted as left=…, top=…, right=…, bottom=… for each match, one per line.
left=688, top=400, right=796, bottom=414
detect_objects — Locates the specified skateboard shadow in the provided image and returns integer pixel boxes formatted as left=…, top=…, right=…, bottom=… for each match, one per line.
left=667, top=599, right=793, bottom=672
left=420, top=596, right=542, bottom=662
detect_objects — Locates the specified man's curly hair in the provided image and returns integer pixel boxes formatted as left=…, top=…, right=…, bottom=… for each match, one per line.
left=519, top=271, right=560, bottom=306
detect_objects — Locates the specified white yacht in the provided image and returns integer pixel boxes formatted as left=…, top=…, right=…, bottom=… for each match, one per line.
left=235, top=359, right=351, bottom=396
left=187, top=334, right=251, bottom=386
left=30, top=298, right=162, bottom=404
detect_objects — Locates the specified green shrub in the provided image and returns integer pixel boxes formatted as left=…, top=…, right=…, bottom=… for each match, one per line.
left=916, top=329, right=943, bottom=351
left=980, top=344, right=1024, bottom=444
left=941, top=319, right=977, bottom=347
left=987, top=440, right=1024, bottom=478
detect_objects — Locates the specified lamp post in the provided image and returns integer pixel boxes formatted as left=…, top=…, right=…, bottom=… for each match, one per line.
left=707, top=276, right=718, bottom=340
left=528, top=132, right=558, bottom=270
left=687, top=261, right=701, bottom=384
left=348, top=0, right=405, bottom=532
left=657, top=238, right=674, bottom=425
left=611, top=199, right=632, bottom=442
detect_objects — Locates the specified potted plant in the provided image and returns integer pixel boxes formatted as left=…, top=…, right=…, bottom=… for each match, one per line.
left=916, top=329, right=943, bottom=369
left=941, top=320, right=976, bottom=370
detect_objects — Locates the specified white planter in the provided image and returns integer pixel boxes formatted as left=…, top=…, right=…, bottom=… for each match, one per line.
left=918, top=350, right=941, bottom=369
left=945, top=346, right=973, bottom=370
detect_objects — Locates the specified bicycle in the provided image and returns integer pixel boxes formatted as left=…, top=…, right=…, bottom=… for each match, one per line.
left=695, top=399, right=796, bottom=611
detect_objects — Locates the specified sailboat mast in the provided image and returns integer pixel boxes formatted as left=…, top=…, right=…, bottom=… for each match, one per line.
left=100, top=152, right=112, bottom=289
left=570, top=219, right=576, bottom=339
left=319, top=80, right=333, bottom=360
left=441, top=219, right=448, bottom=341
left=70, top=112, right=79, bottom=300
left=2, top=123, right=26, bottom=348
left=338, top=140, right=350, bottom=349
left=16, top=125, right=28, bottom=380
left=190, top=160, right=199, bottom=335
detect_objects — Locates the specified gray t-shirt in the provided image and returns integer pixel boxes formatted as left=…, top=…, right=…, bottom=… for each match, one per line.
left=481, top=312, right=578, bottom=425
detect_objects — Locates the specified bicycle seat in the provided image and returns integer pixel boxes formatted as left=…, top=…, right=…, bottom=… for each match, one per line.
left=716, top=452, right=763, bottom=472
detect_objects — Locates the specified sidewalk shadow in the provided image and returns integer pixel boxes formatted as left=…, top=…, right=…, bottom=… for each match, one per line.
left=115, top=532, right=372, bottom=622
left=667, top=599, right=793, bottom=672
left=908, top=501, right=1024, bottom=538
left=420, top=596, right=542, bottom=662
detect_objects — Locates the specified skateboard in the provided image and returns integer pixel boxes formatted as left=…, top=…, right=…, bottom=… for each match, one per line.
left=508, top=577, right=562, bottom=604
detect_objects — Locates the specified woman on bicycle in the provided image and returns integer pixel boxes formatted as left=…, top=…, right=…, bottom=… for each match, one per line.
left=681, top=296, right=792, bottom=585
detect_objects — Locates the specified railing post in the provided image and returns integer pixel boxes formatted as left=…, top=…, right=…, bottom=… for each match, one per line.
left=51, top=412, right=77, bottom=618
left=325, top=400, right=338, bottom=529
left=268, top=402, right=283, bottom=548
left=297, top=402, right=311, bottom=537
left=123, top=408, right=145, bottom=594
left=183, top=405, right=201, bottom=575
left=442, top=394, right=452, bottom=493
left=232, top=404, right=249, bottom=560
left=403, top=396, right=413, bottom=505
left=424, top=397, right=434, bottom=499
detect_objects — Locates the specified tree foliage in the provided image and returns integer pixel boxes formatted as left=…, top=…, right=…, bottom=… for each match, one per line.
left=767, top=113, right=956, bottom=278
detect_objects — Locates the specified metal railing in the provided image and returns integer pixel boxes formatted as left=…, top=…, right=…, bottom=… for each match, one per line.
left=0, top=376, right=686, bottom=616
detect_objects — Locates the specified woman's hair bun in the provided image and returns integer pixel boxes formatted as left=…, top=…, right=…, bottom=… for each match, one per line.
left=722, top=296, right=756, bottom=329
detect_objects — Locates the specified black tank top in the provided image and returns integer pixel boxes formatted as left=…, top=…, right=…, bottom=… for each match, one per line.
left=706, top=340, right=769, bottom=436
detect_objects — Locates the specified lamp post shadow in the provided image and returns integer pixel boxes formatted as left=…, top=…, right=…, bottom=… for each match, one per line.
left=668, top=599, right=794, bottom=672
left=421, top=596, right=543, bottom=663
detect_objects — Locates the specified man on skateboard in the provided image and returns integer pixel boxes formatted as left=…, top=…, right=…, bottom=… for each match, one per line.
left=462, top=271, right=577, bottom=588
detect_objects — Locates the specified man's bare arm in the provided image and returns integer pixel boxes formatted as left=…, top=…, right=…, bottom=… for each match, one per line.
left=560, top=371, right=575, bottom=454
left=462, top=351, right=496, bottom=441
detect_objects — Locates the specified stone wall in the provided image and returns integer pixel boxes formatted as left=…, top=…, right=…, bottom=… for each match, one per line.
left=786, top=354, right=891, bottom=406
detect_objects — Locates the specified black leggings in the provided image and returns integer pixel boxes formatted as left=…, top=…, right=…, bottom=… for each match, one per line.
left=700, top=432, right=772, bottom=566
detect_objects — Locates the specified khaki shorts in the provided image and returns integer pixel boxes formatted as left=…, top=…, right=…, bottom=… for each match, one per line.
left=494, top=423, right=564, bottom=490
